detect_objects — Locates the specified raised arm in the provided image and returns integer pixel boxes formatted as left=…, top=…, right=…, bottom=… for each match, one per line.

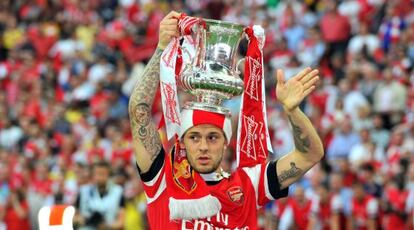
left=129, top=11, right=180, bottom=173
left=274, top=68, right=324, bottom=190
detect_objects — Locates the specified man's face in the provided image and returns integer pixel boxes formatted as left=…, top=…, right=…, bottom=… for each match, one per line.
left=93, top=166, right=110, bottom=187
left=181, top=124, right=227, bottom=174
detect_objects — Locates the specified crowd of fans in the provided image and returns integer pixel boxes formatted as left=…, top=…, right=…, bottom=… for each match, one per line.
left=0, top=0, right=414, bottom=229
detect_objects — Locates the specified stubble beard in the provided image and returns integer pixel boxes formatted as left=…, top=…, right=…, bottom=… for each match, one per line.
left=188, top=153, right=223, bottom=174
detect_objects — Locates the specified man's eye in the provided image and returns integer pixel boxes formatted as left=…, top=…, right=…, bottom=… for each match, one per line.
left=208, top=136, right=218, bottom=141
left=190, top=136, right=199, bottom=141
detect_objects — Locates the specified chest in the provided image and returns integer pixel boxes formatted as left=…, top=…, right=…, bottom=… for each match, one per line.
left=151, top=172, right=259, bottom=229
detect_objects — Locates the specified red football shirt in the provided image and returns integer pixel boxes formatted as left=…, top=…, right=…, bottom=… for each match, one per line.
left=138, top=149, right=288, bottom=229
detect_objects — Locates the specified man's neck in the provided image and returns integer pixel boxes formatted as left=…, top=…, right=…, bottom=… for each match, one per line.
left=200, top=168, right=230, bottom=182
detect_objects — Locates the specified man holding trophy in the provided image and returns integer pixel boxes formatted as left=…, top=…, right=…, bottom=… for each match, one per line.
left=129, top=11, right=324, bottom=229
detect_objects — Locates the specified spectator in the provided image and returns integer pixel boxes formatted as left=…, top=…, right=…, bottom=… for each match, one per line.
left=357, top=62, right=379, bottom=104
left=297, top=26, right=326, bottom=67
left=74, top=161, right=125, bottom=230
left=268, top=197, right=290, bottom=230
left=348, top=128, right=384, bottom=170
left=338, top=78, right=369, bottom=122
left=373, top=68, right=407, bottom=128
left=348, top=181, right=379, bottom=230
left=287, top=186, right=312, bottom=230
left=0, top=118, right=23, bottom=150
left=320, top=0, right=351, bottom=58
left=327, top=118, right=360, bottom=162
left=124, top=178, right=146, bottom=230
left=308, top=183, right=334, bottom=230
left=347, top=22, right=380, bottom=61
left=2, top=189, right=30, bottom=230
left=282, top=14, right=305, bottom=53
left=382, top=177, right=409, bottom=229
left=329, top=172, right=353, bottom=217
left=370, top=113, right=390, bottom=149
left=27, top=161, right=53, bottom=229
left=358, top=164, right=383, bottom=198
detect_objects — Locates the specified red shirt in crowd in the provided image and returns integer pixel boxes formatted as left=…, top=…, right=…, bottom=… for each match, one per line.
left=351, top=195, right=379, bottom=230
left=384, top=187, right=409, bottom=230
left=289, top=198, right=312, bottom=229
left=320, top=11, right=351, bottom=43
left=4, top=201, right=31, bottom=230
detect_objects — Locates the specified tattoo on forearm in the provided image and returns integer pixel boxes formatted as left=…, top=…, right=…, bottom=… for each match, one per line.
left=129, top=49, right=163, bottom=158
left=288, top=116, right=310, bottom=153
left=129, top=49, right=163, bottom=105
left=278, top=162, right=302, bottom=183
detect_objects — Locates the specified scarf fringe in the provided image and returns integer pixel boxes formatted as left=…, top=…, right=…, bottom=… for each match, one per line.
left=169, top=194, right=221, bottom=220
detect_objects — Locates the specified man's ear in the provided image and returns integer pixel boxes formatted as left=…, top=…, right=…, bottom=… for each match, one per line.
left=179, top=141, right=186, bottom=149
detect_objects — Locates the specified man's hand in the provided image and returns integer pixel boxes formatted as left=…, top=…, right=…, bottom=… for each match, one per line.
left=157, top=11, right=181, bottom=50
left=276, top=67, right=319, bottom=112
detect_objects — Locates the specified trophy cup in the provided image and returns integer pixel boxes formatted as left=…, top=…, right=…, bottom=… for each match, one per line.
left=179, top=19, right=245, bottom=116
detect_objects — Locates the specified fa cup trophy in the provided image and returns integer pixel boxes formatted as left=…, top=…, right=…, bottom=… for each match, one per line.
left=179, top=19, right=245, bottom=116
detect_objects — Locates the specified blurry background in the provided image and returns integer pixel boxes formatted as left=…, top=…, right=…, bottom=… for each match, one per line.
left=0, top=0, right=414, bottom=229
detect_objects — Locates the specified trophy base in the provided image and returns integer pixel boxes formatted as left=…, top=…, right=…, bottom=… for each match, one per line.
left=183, top=101, right=231, bottom=117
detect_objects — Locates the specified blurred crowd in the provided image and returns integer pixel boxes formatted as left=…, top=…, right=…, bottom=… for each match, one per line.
left=0, top=0, right=414, bottom=229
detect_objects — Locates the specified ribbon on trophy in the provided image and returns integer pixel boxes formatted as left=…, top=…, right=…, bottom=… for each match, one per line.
left=236, top=25, right=273, bottom=167
left=160, top=14, right=221, bottom=220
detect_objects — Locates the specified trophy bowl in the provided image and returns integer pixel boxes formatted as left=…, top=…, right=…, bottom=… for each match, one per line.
left=180, top=19, right=245, bottom=116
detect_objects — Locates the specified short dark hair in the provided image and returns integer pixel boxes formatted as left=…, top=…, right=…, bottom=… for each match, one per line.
left=92, top=161, right=111, bottom=172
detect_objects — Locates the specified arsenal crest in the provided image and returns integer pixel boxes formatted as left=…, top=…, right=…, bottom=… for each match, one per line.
left=172, top=146, right=197, bottom=194
left=227, top=186, right=244, bottom=205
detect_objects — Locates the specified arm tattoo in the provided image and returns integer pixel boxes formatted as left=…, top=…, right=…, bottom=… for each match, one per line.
left=131, top=103, right=161, bottom=158
left=129, top=49, right=163, bottom=159
left=278, top=162, right=303, bottom=184
left=288, top=116, right=310, bottom=153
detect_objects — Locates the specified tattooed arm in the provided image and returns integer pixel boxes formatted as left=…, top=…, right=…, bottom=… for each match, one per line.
left=274, top=68, right=324, bottom=189
left=129, top=11, right=180, bottom=173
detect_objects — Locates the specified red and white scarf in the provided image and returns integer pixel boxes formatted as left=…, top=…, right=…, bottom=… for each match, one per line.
left=160, top=14, right=200, bottom=140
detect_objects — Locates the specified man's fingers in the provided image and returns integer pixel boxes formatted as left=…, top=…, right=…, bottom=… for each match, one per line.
left=276, top=69, right=285, bottom=85
left=303, top=85, right=316, bottom=97
left=300, top=69, right=319, bottom=84
left=303, top=76, right=319, bottom=90
left=165, top=11, right=181, bottom=19
left=160, top=24, right=179, bottom=32
left=294, top=67, right=312, bottom=81
left=161, top=18, right=179, bottom=26
left=160, top=30, right=180, bottom=40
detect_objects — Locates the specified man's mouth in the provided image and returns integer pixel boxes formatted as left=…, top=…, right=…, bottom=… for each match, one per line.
left=197, top=156, right=210, bottom=165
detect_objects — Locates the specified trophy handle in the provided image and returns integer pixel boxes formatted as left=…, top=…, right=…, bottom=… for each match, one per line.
left=236, top=58, right=245, bottom=75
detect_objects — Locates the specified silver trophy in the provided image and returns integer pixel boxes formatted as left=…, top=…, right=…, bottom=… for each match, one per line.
left=180, top=19, right=245, bottom=116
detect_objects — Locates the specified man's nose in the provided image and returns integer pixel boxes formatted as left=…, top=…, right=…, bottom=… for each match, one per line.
left=199, top=138, right=208, bottom=151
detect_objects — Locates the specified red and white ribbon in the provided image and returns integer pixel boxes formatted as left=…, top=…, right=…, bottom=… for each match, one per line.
left=159, top=14, right=199, bottom=140
left=236, top=25, right=273, bottom=168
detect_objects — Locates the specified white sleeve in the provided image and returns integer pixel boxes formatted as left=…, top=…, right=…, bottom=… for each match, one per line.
left=310, top=197, right=320, bottom=216
left=242, top=164, right=262, bottom=207
left=406, top=190, right=414, bottom=213
left=331, top=194, right=343, bottom=213
left=242, top=161, right=289, bottom=207
left=278, top=206, right=293, bottom=230
left=366, top=199, right=379, bottom=218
